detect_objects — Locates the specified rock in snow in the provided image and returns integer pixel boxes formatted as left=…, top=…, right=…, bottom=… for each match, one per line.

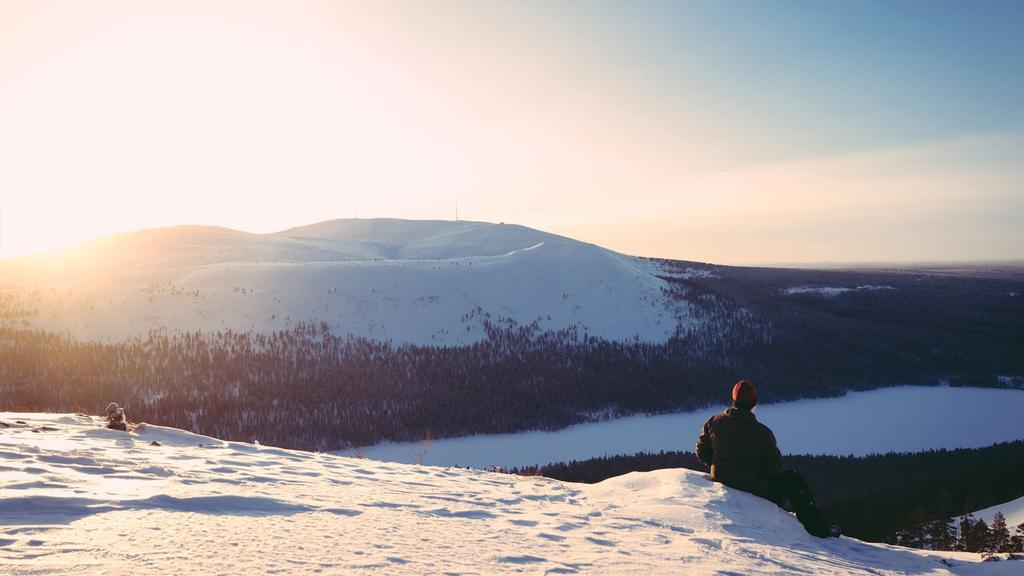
left=0, top=413, right=1016, bottom=575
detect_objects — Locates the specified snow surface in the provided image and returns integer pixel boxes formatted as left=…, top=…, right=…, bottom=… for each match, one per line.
left=347, top=386, right=1024, bottom=469
left=1, top=413, right=1014, bottom=575
left=0, top=219, right=690, bottom=345
left=969, top=496, right=1024, bottom=532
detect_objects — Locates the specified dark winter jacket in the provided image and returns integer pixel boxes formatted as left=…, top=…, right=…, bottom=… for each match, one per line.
left=695, top=407, right=783, bottom=497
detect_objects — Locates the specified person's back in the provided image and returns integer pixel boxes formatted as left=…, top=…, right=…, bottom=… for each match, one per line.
left=695, top=380, right=838, bottom=538
left=696, top=405, right=781, bottom=497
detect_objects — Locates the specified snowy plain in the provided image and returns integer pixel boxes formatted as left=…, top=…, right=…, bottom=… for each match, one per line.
left=346, top=386, right=1024, bottom=469
left=1, top=413, right=1017, bottom=575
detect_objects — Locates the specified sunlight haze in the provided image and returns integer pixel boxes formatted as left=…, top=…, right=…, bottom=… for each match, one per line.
left=1, top=0, right=1022, bottom=264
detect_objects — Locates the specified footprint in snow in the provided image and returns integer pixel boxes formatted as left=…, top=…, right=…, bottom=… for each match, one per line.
left=495, top=555, right=546, bottom=564
left=691, top=536, right=723, bottom=550
left=585, top=536, right=616, bottom=547
left=4, top=481, right=69, bottom=490
left=208, top=466, right=237, bottom=474
left=398, top=480, right=435, bottom=487
left=319, top=507, right=363, bottom=517
left=280, top=468, right=320, bottom=477
left=367, top=501, right=420, bottom=510
left=422, top=508, right=495, bottom=520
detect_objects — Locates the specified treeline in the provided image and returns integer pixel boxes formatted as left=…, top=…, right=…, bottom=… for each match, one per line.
left=656, top=260, right=1024, bottom=391
left=0, top=321, right=736, bottom=450
left=509, top=441, right=1024, bottom=549
left=901, top=511, right=1024, bottom=554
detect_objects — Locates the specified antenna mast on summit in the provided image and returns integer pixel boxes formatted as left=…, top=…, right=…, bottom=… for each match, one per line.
left=455, top=200, right=459, bottom=221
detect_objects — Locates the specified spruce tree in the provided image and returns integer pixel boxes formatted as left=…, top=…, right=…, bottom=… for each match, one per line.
left=988, top=512, right=1010, bottom=552
left=957, top=515, right=992, bottom=553
left=1011, top=522, right=1024, bottom=553
left=969, top=518, right=991, bottom=553
left=926, top=517, right=954, bottom=550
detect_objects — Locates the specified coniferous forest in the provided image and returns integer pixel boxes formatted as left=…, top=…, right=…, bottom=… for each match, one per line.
left=2, top=263, right=1023, bottom=451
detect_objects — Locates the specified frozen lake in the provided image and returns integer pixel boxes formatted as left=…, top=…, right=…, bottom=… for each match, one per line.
left=345, top=386, right=1024, bottom=469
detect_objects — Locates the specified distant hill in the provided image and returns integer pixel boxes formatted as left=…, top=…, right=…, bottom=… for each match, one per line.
left=0, top=219, right=690, bottom=344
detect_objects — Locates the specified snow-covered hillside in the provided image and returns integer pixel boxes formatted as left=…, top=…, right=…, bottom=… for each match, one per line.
left=1, top=413, right=1015, bottom=575
left=970, top=496, right=1024, bottom=532
left=0, top=219, right=690, bottom=344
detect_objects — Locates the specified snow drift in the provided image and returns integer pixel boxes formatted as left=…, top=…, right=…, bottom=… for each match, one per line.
left=0, top=413, right=1015, bottom=575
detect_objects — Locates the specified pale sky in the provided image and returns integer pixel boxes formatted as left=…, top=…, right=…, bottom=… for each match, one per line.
left=1, top=0, right=1022, bottom=265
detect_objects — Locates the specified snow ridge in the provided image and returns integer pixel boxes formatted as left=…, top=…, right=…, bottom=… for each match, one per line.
left=0, top=413, right=1011, bottom=575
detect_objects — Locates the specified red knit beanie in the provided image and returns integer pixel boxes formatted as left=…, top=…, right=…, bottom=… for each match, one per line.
left=732, top=380, right=757, bottom=407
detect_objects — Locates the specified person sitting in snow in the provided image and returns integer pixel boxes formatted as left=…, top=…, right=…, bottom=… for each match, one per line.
left=105, top=402, right=128, bottom=431
left=695, top=380, right=838, bottom=538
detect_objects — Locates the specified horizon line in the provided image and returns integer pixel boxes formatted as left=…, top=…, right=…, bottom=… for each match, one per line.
left=2, top=217, right=1022, bottom=271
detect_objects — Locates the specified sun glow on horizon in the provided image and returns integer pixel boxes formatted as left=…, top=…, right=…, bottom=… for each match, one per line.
left=2, top=1, right=1022, bottom=265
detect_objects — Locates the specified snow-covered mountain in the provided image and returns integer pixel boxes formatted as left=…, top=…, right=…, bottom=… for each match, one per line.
left=1, top=413, right=1015, bottom=575
left=0, top=219, right=690, bottom=344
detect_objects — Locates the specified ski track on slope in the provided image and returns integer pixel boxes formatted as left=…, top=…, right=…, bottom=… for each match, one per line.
left=1, top=413, right=1017, bottom=575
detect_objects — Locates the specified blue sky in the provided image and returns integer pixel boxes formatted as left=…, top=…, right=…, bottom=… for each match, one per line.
left=572, top=0, right=1024, bottom=158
